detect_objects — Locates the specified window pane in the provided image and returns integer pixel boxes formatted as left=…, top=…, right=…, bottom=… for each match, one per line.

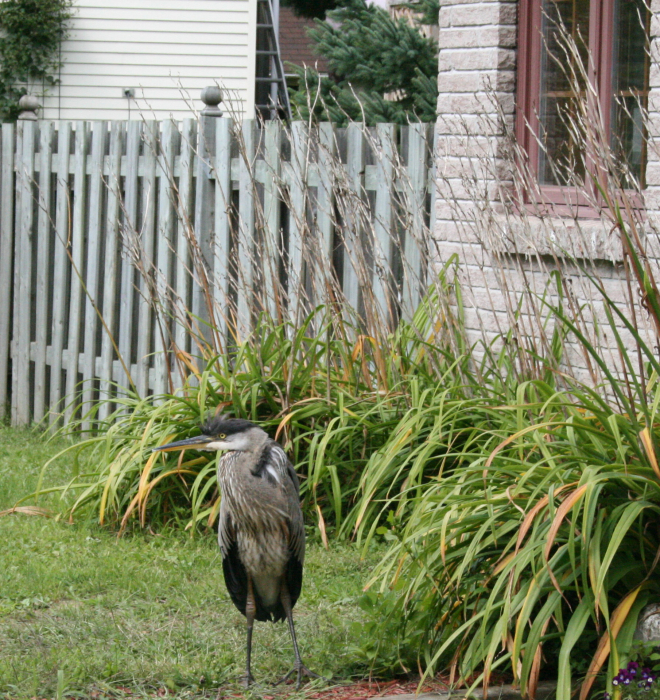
left=612, top=0, right=649, bottom=186
left=538, top=0, right=590, bottom=186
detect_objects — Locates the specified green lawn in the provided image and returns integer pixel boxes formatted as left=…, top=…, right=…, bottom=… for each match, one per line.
left=0, top=427, right=375, bottom=699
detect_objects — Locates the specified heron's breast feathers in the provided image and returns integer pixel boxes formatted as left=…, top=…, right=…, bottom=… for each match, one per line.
left=217, top=441, right=305, bottom=564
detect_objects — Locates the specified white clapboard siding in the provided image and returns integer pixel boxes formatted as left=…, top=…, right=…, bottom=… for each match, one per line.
left=2, top=118, right=431, bottom=427
left=40, top=0, right=255, bottom=121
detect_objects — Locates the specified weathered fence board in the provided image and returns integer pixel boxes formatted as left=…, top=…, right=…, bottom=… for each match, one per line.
left=137, top=121, right=158, bottom=399
left=403, top=123, right=428, bottom=321
left=154, top=119, right=176, bottom=398
left=263, top=120, right=281, bottom=320
left=15, top=121, right=35, bottom=425
left=374, top=123, right=395, bottom=321
left=288, top=121, right=307, bottom=328
left=237, top=119, right=256, bottom=340
left=118, top=119, right=140, bottom=393
left=34, top=121, right=54, bottom=423
left=0, top=117, right=433, bottom=427
left=49, top=121, right=71, bottom=425
left=174, top=118, right=195, bottom=365
left=99, top=121, right=123, bottom=422
left=343, top=122, right=363, bottom=312
left=64, top=121, right=88, bottom=424
left=81, top=121, right=107, bottom=431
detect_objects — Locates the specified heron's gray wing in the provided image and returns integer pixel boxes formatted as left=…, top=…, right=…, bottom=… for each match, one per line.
left=267, top=444, right=305, bottom=559
left=218, top=499, right=248, bottom=616
left=267, top=444, right=306, bottom=607
left=286, top=513, right=305, bottom=609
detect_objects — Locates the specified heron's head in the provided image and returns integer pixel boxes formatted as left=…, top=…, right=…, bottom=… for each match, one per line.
left=153, top=418, right=267, bottom=453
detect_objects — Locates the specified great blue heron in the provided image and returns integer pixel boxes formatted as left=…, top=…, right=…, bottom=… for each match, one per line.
left=154, top=417, right=319, bottom=688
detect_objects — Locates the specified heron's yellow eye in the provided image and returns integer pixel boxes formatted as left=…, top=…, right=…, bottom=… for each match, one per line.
left=219, top=433, right=226, bottom=439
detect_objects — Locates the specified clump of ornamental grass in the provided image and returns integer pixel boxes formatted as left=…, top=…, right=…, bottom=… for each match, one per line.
left=23, top=113, right=466, bottom=534
left=27, top=267, right=472, bottom=535
left=349, top=14, right=660, bottom=700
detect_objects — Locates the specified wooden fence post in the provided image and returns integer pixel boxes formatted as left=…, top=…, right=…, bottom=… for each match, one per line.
left=0, top=124, right=14, bottom=421
left=213, top=117, right=232, bottom=349
left=193, top=89, right=221, bottom=355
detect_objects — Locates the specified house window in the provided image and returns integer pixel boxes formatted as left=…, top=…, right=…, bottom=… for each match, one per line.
left=516, top=0, right=650, bottom=200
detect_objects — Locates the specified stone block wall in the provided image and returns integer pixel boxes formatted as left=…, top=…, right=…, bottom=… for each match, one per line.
left=432, top=0, right=660, bottom=385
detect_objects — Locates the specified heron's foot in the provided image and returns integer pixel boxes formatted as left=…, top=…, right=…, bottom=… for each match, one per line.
left=275, top=662, right=322, bottom=690
left=240, top=671, right=256, bottom=689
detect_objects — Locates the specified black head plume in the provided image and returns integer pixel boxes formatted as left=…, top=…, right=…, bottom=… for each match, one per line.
left=199, top=417, right=259, bottom=438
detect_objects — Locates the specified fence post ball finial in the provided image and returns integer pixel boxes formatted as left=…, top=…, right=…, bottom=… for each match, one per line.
left=18, top=94, right=40, bottom=121
left=200, top=86, right=223, bottom=117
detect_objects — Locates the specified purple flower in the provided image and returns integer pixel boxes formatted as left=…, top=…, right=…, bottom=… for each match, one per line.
left=613, top=679, right=620, bottom=686
left=629, top=662, right=640, bottom=670
left=604, top=693, right=611, bottom=700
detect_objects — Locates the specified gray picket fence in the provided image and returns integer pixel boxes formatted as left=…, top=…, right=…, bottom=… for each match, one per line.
left=0, top=117, right=434, bottom=427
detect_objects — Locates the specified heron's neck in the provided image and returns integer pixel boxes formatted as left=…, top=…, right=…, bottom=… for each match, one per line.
left=245, top=432, right=270, bottom=454
left=223, top=431, right=270, bottom=454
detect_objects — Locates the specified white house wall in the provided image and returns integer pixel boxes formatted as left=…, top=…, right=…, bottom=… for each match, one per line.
left=40, top=0, right=256, bottom=121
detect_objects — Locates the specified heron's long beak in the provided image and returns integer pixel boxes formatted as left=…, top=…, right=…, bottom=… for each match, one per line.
left=152, top=435, right=213, bottom=452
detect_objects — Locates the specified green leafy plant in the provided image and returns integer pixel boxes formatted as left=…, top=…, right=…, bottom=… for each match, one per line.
left=349, top=11, right=660, bottom=698
left=607, top=660, right=660, bottom=700
left=0, top=0, right=73, bottom=121
left=28, top=270, right=469, bottom=535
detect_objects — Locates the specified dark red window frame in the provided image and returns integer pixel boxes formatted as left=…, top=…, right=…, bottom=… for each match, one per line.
left=515, top=0, right=648, bottom=215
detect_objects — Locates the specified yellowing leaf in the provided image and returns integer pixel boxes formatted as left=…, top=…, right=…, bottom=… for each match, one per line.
left=483, top=422, right=559, bottom=477
left=516, top=483, right=578, bottom=554
left=544, top=484, right=589, bottom=594
left=0, top=506, right=50, bottom=518
left=316, top=505, right=329, bottom=550
left=640, top=427, right=660, bottom=480
left=579, top=587, right=642, bottom=700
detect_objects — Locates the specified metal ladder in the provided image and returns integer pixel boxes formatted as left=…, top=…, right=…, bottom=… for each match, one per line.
left=255, top=0, right=292, bottom=121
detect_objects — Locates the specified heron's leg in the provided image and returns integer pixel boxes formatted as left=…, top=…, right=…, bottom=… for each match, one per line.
left=243, top=576, right=257, bottom=688
left=275, top=581, right=321, bottom=689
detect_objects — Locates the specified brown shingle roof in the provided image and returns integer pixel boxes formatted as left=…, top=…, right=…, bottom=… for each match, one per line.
left=279, top=7, right=328, bottom=73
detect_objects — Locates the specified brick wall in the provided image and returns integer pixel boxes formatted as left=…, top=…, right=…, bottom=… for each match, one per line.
left=432, top=0, right=660, bottom=384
